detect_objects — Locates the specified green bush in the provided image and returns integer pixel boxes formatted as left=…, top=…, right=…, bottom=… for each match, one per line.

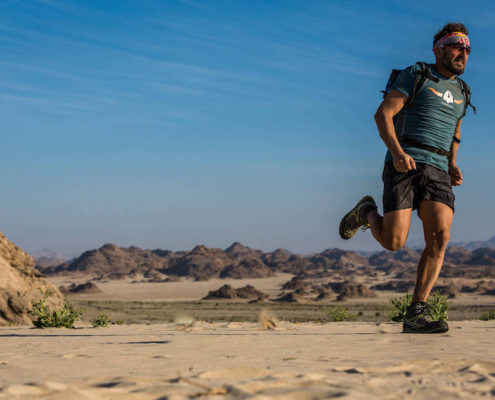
left=31, top=297, right=84, bottom=328
left=389, top=293, right=413, bottom=322
left=91, top=313, right=111, bottom=327
left=389, top=292, right=449, bottom=322
left=480, top=310, right=495, bottom=321
left=426, top=292, right=449, bottom=321
left=328, top=307, right=355, bottom=322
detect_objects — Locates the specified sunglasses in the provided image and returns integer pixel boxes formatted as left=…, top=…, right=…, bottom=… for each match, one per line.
left=444, top=43, right=471, bottom=55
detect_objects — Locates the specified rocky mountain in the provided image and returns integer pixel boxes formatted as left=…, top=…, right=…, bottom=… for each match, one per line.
left=225, top=242, right=264, bottom=260
left=220, top=257, right=274, bottom=279
left=450, top=235, right=495, bottom=251
left=0, top=232, right=63, bottom=325
left=38, top=241, right=495, bottom=282
left=466, top=247, right=495, bottom=265
left=30, top=248, right=68, bottom=260
left=369, top=246, right=420, bottom=271
left=35, top=256, right=69, bottom=270
left=166, top=244, right=235, bottom=280
left=39, top=243, right=171, bottom=279
left=310, top=249, right=369, bottom=271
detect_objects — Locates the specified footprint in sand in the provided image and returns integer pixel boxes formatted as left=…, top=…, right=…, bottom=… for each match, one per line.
left=6, top=384, right=47, bottom=396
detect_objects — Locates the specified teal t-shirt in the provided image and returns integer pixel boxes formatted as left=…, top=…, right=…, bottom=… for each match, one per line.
left=385, top=64, right=470, bottom=172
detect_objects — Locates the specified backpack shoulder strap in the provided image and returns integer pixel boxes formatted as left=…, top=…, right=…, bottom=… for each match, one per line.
left=408, top=62, right=438, bottom=104
left=457, top=77, right=476, bottom=115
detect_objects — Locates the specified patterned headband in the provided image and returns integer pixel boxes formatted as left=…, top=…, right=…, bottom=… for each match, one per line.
left=434, top=32, right=470, bottom=49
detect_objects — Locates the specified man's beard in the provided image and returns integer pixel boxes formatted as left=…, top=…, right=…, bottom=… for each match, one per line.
left=443, top=53, right=465, bottom=75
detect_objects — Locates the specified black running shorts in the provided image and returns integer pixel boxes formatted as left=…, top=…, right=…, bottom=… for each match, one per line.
left=382, top=162, right=455, bottom=213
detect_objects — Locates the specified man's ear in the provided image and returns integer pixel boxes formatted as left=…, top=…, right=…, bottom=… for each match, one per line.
left=433, top=46, right=442, bottom=59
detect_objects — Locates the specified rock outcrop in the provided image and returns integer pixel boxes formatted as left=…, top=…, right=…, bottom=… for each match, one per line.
left=59, top=282, right=102, bottom=295
left=202, top=284, right=268, bottom=300
left=273, top=292, right=305, bottom=303
left=0, top=232, right=63, bottom=325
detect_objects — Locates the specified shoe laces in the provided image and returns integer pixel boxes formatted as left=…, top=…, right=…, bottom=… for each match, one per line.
left=415, top=302, right=434, bottom=318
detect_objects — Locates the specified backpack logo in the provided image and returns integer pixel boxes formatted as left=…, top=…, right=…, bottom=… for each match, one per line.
left=427, top=87, right=463, bottom=104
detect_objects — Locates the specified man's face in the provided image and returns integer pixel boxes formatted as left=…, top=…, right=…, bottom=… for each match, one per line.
left=440, top=43, right=470, bottom=75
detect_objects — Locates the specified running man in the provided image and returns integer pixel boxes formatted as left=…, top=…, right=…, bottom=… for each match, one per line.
left=339, top=22, right=473, bottom=333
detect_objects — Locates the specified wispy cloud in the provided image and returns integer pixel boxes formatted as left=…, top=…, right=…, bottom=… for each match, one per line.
left=0, top=60, right=98, bottom=84
left=147, top=82, right=205, bottom=96
left=0, top=82, right=48, bottom=94
left=0, top=92, right=96, bottom=110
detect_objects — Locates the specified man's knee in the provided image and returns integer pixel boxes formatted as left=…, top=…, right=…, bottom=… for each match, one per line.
left=382, top=235, right=407, bottom=251
left=425, top=229, right=451, bottom=253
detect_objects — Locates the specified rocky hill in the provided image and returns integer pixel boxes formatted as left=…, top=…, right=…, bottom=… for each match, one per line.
left=36, top=240, right=495, bottom=282
left=1, top=232, right=63, bottom=325
left=450, top=235, right=495, bottom=251
left=38, top=243, right=172, bottom=279
left=202, top=284, right=268, bottom=300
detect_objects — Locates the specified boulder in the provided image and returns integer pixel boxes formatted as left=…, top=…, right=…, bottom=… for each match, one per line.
left=202, top=284, right=268, bottom=300
left=59, top=282, right=102, bottom=295
left=0, top=232, right=63, bottom=325
left=273, top=291, right=305, bottom=303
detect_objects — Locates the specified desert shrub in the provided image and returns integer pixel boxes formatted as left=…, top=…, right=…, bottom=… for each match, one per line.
left=328, top=307, right=355, bottom=322
left=389, top=292, right=449, bottom=322
left=480, top=310, right=495, bottom=321
left=113, top=320, right=125, bottom=325
left=426, top=292, right=449, bottom=321
left=91, top=313, right=111, bottom=327
left=389, top=293, right=412, bottom=322
left=31, top=297, right=84, bottom=328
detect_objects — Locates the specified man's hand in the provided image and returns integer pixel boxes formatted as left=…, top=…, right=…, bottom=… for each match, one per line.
left=392, top=153, right=416, bottom=173
left=449, top=164, right=463, bottom=186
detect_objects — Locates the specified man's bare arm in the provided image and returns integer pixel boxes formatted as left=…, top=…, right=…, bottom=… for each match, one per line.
left=374, top=89, right=416, bottom=172
left=448, top=119, right=463, bottom=186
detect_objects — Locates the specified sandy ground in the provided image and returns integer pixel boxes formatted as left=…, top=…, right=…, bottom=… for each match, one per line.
left=1, top=320, right=495, bottom=399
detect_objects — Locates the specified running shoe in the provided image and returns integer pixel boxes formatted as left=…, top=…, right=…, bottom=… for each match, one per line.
left=339, top=196, right=377, bottom=240
left=403, top=302, right=449, bottom=333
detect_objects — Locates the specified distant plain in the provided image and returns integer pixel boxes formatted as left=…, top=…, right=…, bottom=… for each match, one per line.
left=48, top=275, right=495, bottom=325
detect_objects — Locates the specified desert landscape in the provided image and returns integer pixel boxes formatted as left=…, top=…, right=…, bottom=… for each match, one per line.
left=2, top=1, right=494, bottom=398
left=1, top=232, right=495, bottom=399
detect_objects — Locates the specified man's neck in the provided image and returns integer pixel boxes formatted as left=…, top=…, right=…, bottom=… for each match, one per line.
left=434, top=62, right=457, bottom=79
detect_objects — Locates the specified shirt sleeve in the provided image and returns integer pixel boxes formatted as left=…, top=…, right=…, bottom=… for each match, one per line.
left=390, top=64, right=420, bottom=98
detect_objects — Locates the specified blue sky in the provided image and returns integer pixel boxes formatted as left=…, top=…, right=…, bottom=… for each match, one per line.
left=1, top=0, right=494, bottom=256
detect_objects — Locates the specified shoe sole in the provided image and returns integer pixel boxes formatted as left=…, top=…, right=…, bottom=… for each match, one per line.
left=339, top=196, right=374, bottom=240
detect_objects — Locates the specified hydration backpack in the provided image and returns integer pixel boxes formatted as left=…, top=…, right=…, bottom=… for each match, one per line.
left=381, top=61, right=476, bottom=115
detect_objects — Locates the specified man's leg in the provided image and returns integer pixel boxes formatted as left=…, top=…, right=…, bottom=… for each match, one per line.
left=367, top=208, right=412, bottom=251
left=414, top=199, right=453, bottom=302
